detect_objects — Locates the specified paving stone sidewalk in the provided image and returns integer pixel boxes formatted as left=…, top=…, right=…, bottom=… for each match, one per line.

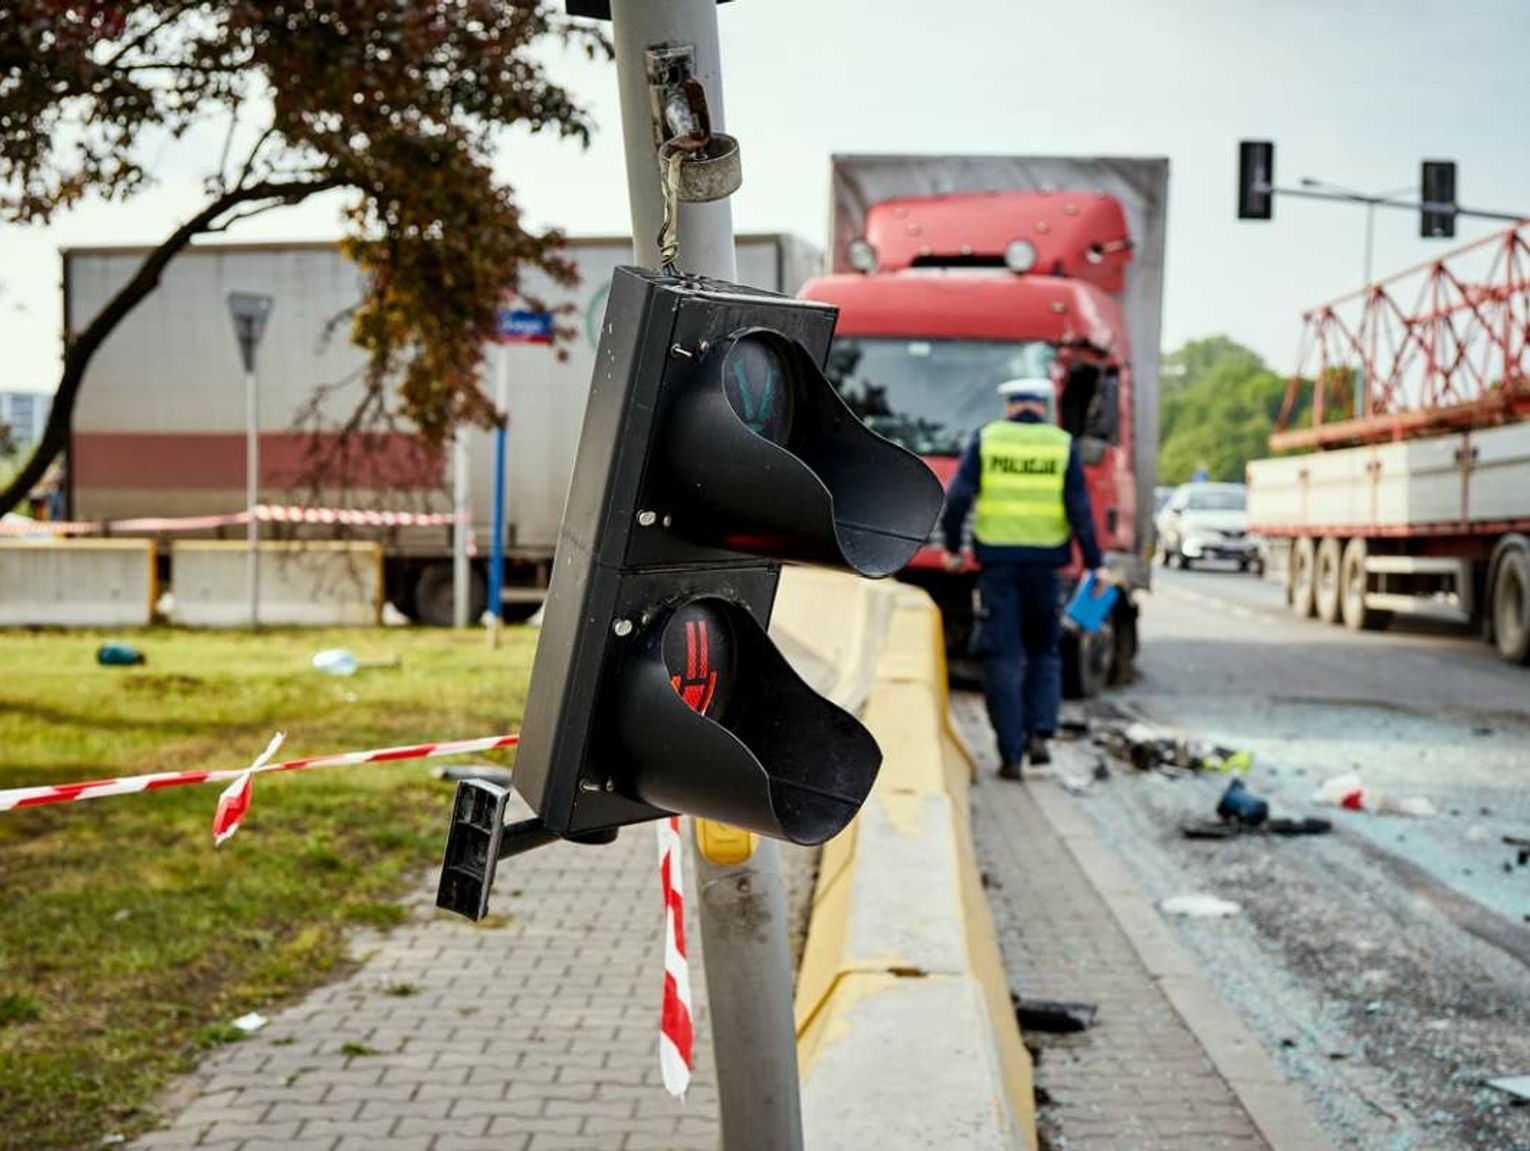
left=131, top=788, right=819, bottom=1151
left=959, top=696, right=1273, bottom=1151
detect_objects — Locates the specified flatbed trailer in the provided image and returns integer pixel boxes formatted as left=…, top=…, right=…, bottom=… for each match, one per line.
left=1247, top=223, right=1530, bottom=665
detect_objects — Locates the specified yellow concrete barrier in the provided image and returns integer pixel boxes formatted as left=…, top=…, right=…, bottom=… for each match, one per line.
left=784, top=576, right=1037, bottom=1151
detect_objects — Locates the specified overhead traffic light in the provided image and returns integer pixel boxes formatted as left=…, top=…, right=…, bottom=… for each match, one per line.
left=1237, top=140, right=1275, bottom=220
left=436, top=267, right=943, bottom=919
left=1421, top=160, right=1457, bottom=238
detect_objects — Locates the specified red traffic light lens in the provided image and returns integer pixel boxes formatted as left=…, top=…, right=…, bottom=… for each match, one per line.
left=663, top=601, right=735, bottom=719
left=721, top=334, right=795, bottom=446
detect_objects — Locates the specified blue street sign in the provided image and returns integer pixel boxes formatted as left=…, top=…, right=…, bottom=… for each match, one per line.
left=496, top=308, right=554, bottom=344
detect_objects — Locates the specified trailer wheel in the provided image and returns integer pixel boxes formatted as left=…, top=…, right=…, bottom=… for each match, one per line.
left=413, top=562, right=485, bottom=628
left=1491, top=545, right=1530, bottom=665
left=1314, top=537, right=1344, bottom=623
left=1340, top=538, right=1391, bottom=631
left=1290, top=537, right=1318, bottom=617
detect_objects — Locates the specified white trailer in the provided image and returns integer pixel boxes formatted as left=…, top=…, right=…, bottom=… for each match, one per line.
left=1248, top=422, right=1530, bottom=665
left=64, top=234, right=819, bottom=623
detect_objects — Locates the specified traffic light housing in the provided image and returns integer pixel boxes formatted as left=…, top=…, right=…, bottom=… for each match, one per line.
left=1421, top=160, right=1457, bottom=238
left=437, top=267, right=942, bottom=916
left=1237, top=141, right=1275, bottom=220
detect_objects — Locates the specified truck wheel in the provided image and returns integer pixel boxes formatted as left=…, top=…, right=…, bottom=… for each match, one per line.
left=413, top=562, right=485, bottom=628
left=1290, top=537, right=1318, bottom=617
left=1491, top=546, right=1530, bottom=665
left=1314, top=537, right=1344, bottom=624
left=1340, top=538, right=1391, bottom=631
left=1108, top=599, right=1138, bottom=687
left=1062, top=623, right=1114, bottom=700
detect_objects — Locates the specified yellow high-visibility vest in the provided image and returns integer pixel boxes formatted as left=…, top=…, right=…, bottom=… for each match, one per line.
left=973, top=420, right=1072, bottom=548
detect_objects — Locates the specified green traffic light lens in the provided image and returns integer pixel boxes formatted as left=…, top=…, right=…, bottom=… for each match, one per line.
left=721, top=334, right=795, bottom=446
left=663, top=600, right=735, bottom=720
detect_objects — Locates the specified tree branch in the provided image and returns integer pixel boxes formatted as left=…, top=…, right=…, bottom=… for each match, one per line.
left=0, top=176, right=343, bottom=519
left=99, top=3, right=200, bottom=71
left=233, top=124, right=279, bottom=190
left=214, top=104, right=241, bottom=194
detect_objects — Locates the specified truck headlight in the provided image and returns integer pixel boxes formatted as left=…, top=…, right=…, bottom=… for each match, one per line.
left=847, top=238, right=879, bottom=273
left=1004, top=239, right=1038, bottom=273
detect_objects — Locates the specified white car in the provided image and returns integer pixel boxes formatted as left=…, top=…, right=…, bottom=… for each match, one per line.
left=1156, top=483, right=1259, bottom=571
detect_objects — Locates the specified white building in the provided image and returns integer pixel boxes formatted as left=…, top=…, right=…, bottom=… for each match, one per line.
left=0, top=390, right=50, bottom=453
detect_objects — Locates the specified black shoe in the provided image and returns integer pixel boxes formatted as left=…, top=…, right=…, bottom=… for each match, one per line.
left=1027, top=736, right=1051, bottom=767
left=998, top=761, right=1024, bottom=781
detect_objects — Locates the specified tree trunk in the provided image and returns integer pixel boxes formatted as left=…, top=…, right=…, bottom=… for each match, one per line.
left=0, top=177, right=341, bottom=520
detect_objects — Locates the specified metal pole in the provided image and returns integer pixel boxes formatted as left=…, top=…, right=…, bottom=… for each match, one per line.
left=610, top=0, right=737, bottom=277
left=245, top=367, right=259, bottom=629
left=1271, top=183, right=1526, bottom=224
left=452, top=427, right=470, bottom=629
left=488, top=347, right=510, bottom=647
left=1362, top=200, right=1377, bottom=288
left=693, top=838, right=801, bottom=1147
left=607, top=4, right=802, bottom=1148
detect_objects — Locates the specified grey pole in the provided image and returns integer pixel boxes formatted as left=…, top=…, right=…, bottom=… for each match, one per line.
left=452, top=428, right=470, bottom=629
left=245, top=366, right=259, bottom=630
left=607, top=4, right=803, bottom=1148
left=610, top=0, right=737, bottom=279
left=1362, top=200, right=1377, bottom=289
left=692, top=835, right=803, bottom=1151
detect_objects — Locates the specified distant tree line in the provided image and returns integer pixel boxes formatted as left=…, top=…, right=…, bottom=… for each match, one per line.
left=1157, top=336, right=1315, bottom=485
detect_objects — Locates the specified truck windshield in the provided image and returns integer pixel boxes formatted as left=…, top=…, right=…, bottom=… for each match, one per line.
left=825, top=337, right=1057, bottom=457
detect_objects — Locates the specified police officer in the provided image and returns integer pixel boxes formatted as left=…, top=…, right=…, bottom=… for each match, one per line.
left=941, top=377, right=1105, bottom=780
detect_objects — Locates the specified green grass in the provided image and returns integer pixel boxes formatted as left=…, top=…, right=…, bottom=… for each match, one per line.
left=0, top=625, right=536, bottom=1151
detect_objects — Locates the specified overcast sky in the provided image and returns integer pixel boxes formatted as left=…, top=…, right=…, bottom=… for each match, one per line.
left=2, top=0, right=1527, bottom=395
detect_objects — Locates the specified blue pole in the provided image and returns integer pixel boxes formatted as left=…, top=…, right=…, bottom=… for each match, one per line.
left=488, top=416, right=507, bottom=625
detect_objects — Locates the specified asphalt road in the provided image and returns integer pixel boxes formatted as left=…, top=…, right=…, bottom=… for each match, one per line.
left=1030, top=561, right=1530, bottom=1151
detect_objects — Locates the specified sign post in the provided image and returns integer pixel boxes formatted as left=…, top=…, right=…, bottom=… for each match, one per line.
left=226, top=292, right=273, bottom=630
left=488, top=308, right=553, bottom=647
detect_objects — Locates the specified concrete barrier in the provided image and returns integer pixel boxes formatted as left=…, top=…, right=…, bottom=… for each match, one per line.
left=171, top=541, right=382, bottom=627
left=786, top=575, right=1037, bottom=1151
left=0, top=539, right=157, bottom=627
left=771, top=564, right=897, bottom=712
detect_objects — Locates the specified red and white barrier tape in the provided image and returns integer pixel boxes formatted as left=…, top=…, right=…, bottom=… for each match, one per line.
left=0, top=733, right=520, bottom=844
left=0, top=504, right=467, bottom=537
left=656, top=815, right=694, bottom=1099
left=4, top=731, right=699, bottom=1096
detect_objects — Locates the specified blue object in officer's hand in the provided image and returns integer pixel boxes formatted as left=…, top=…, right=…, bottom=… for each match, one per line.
left=1065, top=572, right=1118, bottom=634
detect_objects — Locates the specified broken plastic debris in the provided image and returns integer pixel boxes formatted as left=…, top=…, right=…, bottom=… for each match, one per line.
left=1312, top=772, right=1437, bottom=817
left=96, top=642, right=145, bottom=667
left=1216, top=778, right=1268, bottom=827
left=311, top=649, right=402, bottom=676
left=231, top=1012, right=268, bottom=1033
left=1160, top=893, right=1242, bottom=918
left=1012, top=995, right=1098, bottom=1033
left=1485, top=1075, right=1530, bottom=1101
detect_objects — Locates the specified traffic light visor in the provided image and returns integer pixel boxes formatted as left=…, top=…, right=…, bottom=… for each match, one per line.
left=615, top=595, right=881, bottom=845
left=660, top=327, right=944, bottom=577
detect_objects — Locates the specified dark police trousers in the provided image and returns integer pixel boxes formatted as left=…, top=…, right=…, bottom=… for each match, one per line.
left=976, top=562, right=1061, bottom=766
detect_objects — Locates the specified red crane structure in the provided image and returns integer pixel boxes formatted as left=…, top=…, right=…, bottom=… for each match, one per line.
left=1272, top=221, right=1530, bottom=452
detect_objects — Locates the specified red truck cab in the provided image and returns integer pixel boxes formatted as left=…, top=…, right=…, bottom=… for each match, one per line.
left=801, top=189, right=1141, bottom=694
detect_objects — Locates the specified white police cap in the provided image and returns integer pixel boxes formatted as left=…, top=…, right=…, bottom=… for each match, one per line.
left=997, top=377, right=1052, bottom=401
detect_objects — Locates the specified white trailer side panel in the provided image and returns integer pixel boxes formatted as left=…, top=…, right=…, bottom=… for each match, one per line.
left=1471, top=424, right=1530, bottom=522
left=66, top=234, right=816, bottom=556
left=1248, top=423, right=1530, bottom=534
